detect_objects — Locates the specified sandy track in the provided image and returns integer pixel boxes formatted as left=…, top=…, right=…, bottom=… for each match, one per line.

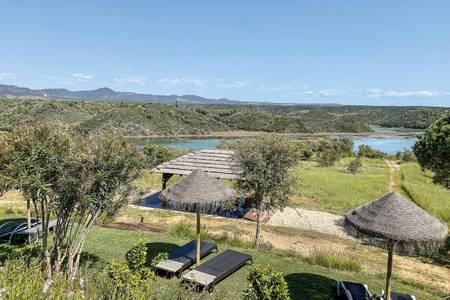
left=267, top=207, right=353, bottom=239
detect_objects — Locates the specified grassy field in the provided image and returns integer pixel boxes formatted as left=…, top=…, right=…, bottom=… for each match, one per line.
left=400, top=162, right=450, bottom=226
left=290, top=158, right=390, bottom=213
left=1, top=219, right=442, bottom=299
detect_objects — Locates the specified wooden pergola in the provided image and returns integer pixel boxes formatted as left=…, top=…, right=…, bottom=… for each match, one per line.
left=151, top=149, right=241, bottom=189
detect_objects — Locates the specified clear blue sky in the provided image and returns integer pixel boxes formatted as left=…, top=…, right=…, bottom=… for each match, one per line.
left=1, top=1, right=449, bottom=106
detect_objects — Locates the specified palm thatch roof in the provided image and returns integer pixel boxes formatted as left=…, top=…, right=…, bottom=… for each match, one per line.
left=152, top=149, right=241, bottom=180
left=345, top=192, right=448, bottom=255
left=160, top=169, right=236, bottom=213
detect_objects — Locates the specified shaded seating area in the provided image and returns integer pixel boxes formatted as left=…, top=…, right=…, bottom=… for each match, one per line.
left=155, top=240, right=218, bottom=277
left=155, top=170, right=252, bottom=291
left=181, top=249, right=252, bottom=291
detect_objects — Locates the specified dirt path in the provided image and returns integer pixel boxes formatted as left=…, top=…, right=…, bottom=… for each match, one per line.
left=385, top=160, right=401, bottom=192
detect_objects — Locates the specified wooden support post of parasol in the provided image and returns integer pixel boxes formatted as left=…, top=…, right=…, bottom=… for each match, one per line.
left=196, top=206, right=201, bottom=267
left=385, top=241, right=395, bottom=300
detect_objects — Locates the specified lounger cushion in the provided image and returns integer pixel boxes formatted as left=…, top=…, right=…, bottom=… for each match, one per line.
left=182, top=270, right=216, bottom=286
left=156, top=259, right=188, bottom=273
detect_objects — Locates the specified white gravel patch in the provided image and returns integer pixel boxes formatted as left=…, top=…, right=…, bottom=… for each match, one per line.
left=267, top=207, right=354, bottom=239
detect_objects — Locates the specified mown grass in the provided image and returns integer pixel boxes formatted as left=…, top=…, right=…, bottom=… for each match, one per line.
left=0, top=209, right=446, bottom=299
left=79, top=226, right=444, bottom=299
left=400, top=162, right=450, bottom=226
left=291, top=158, right=390, bottom=213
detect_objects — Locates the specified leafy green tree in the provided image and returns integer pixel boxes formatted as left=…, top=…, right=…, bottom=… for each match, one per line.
left=413, top=112, right=450, bottom=188
left=143, top=144, right=173, bottom=167
left=0, top=123, right=78, bottom=277
left=316, top=139, right=340, bottom=167
left=233, top=135, right=299, bottom=246
left=334, top=137, right=354, bottom=157
left=0, top=123, right=143, bottom=282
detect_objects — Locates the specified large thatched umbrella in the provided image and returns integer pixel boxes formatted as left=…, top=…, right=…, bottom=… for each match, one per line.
left=160, top=169, right=236, bottom=266
left=345, top=192, right=447, bottom=300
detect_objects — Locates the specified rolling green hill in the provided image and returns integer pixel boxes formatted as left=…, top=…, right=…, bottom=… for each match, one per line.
left=0, top=98, right=447, bottom=136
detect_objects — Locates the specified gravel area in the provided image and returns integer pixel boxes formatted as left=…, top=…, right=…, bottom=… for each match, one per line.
left=267, top=207, right=354, bottom=239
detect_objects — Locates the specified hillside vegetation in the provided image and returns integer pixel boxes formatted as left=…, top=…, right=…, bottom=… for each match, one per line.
left=401, top=163, right=450, bottom=226
left=0, top=98, right=447, bottom=136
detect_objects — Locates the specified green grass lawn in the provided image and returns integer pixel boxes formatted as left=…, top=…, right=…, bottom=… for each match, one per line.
left=400, top=162, right=450, bottom=226
left=77, top=226, right=442, bottom=299
left=290, top=158, right=390, bottom=214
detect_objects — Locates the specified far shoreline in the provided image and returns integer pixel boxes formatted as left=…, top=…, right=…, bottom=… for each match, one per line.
left=124, top=128, right=422, bottom=140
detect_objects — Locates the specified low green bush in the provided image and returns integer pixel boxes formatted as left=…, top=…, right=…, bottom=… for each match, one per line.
left=347, top=157, right=362, bottom=174
left=243, top=264, right=291, bottom=300
left=303, top=249, right=362, bottom=272
left=126, top=239, right=147, bottom=272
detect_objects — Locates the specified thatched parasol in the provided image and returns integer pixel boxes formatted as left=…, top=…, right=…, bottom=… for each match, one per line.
left=160, top=169, right=236, bottom=266
left=345, top=192, right=447, bottom=300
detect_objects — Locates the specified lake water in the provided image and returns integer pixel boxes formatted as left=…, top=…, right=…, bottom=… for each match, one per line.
left=128, top=129, right=420, bottom=155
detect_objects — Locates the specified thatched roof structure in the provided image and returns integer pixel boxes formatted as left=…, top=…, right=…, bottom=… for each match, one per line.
left=152, top=149, right=241, bottom=180
left=345, top=192, right=448, bottom=255
left=160, top=169, right=236, bottom=214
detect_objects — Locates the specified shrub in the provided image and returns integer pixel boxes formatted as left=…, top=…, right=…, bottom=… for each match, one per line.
left=347, top=157, right=362, bottom=174
left=400, top=150, right=415, bottom=163
left=303, top=249, right=362, bottom=272
left=317, top=139, right=341, bottom=167
left=357, top=145, right=387, bottom=159
left=108, top=259, right=154, bottom=293
left=294, top=141, right=314, bottom=161
left=126, top=239, right=147, bottom=272
left=243, top=264, right=291, bottom=300
left=143, top=144, right=173, bottom=168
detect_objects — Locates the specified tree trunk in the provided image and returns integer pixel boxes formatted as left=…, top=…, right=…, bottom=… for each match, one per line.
left=40, top=198, right=51, bottom=279
left=254, top=207, right=263, bottom=247
left=26, top=198, right=32, bottom=243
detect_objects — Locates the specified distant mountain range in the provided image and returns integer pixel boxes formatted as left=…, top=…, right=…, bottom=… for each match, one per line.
left=0, top=84, right=344, bottom=106
left=0, top=84, right=245, bottom=105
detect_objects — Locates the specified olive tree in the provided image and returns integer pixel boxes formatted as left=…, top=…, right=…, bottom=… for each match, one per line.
left=413, top=112, right=450, bottom=188
left=233, top=135, right=299, bottom=247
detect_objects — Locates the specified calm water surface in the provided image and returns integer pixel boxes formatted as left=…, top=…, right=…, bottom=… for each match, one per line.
left=128, top=128, right=420, bottom=154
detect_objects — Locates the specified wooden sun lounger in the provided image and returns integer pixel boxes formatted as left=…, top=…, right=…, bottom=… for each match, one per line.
left=336, top=281, right=372, bottom=300
left=155, top=240, right=218, bottom=276
left=0, top=219, right=57, bottom=242
left=182, top=249, right=252, bottom=291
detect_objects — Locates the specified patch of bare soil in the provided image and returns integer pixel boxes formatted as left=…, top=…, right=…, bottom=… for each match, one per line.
left=105, top=222, right=167, bottom=234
